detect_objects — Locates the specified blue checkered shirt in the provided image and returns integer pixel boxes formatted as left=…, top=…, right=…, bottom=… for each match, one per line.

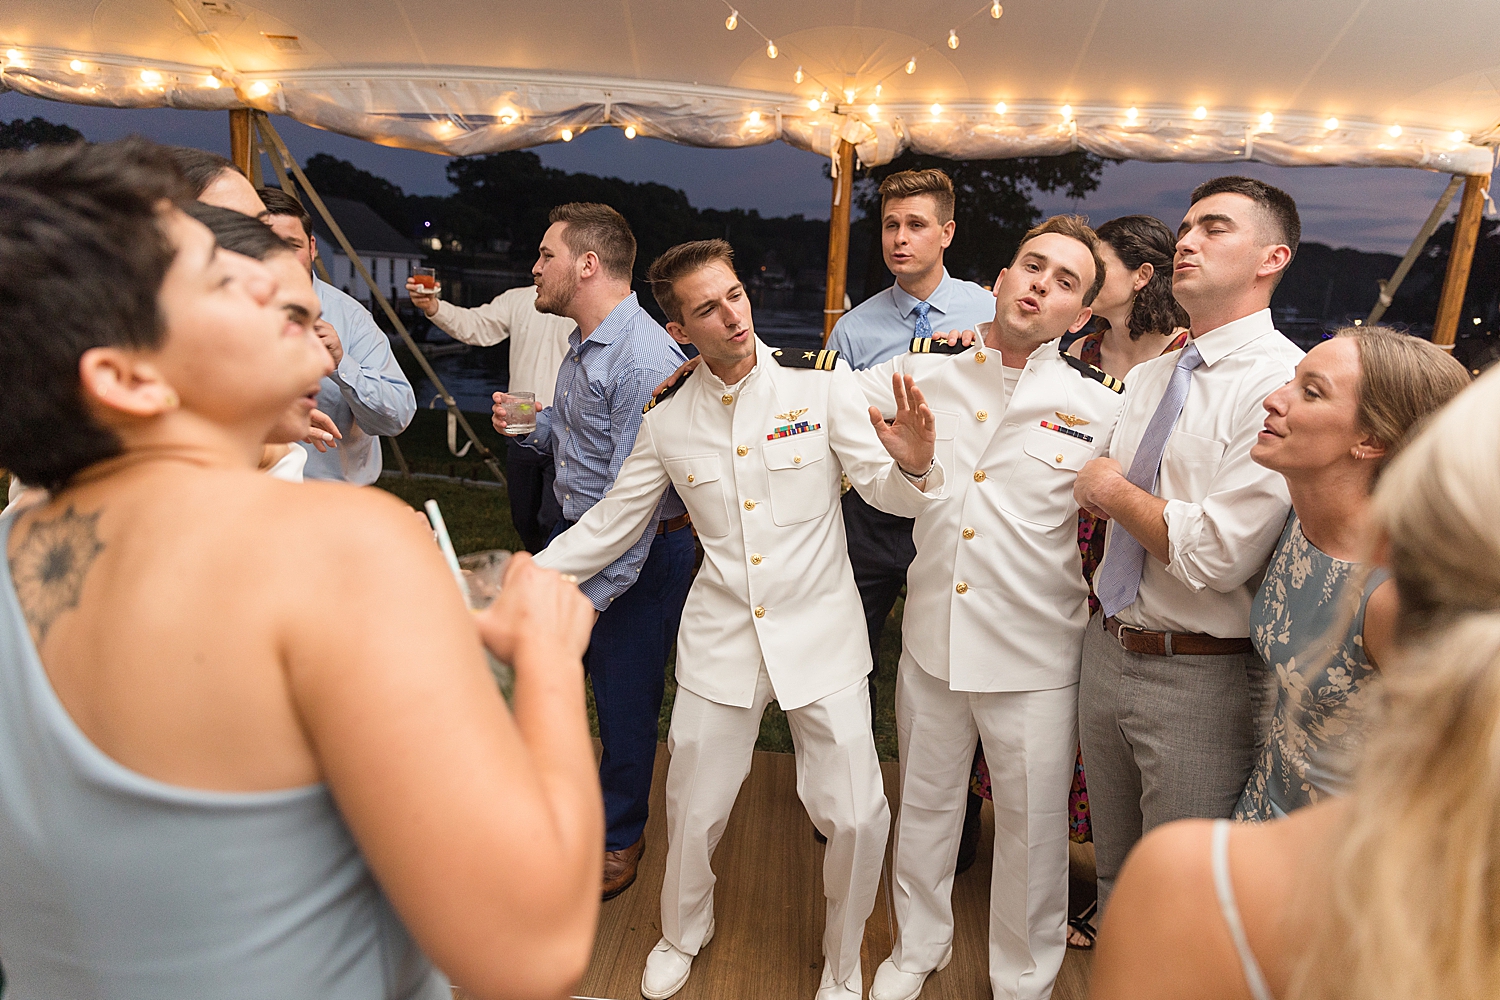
left=523, top=293, right=688, bottom=609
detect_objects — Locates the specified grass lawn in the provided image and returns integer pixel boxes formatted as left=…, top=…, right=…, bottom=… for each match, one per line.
left=375, top=410, right=904, bottom=761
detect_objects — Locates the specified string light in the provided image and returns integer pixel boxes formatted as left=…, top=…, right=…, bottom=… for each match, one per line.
left=499, top=106, right=519, bottom=124
left=1387, top=123, right=1402, bottom=137
left=867, top=103, right=879, bottom=117
left=1126, top=106, right=1138, bottom=122
left=1060, top=104, right=1073, bottom=121
left=1324, top=117, right=1339, bottom=130
left=994, top=101, right=1006, bottom=114
left=843, top=89, right=854, bottom=103
left=4, top=49, right=23, bottom=68
left=725, top=9, right=738, bottom=29
left=991, top=1, right=1003, bottom=16
left=747, top=110, right=761, bottom=125
left=820, top=89, right=829, bottom=102
left=930, top=102, right=943, bottom=117
left=247, top=81, right=270, bottom=98
left=948, top=29, right=960, bottom=49
left=806, top=98, right=820, bottom=110
left=1193, top=106, right=1207, bottom=120
left=69, top=59, right=85, bottom=72
left=1259, top=111, right=1274, bottom=126
left=624, top=125, right=638, bottom=138
left=203, top=74, right=221, bottom=89
left=560, top=128, right=574, bottom=141
left=875, top=84, right=882, bottom=98
left=1451, top=130, right=1467, bottom=142
left=793, top=65, right=803, bottom=84
left=766, top=39, right=777, bottom=58
left=905, top=57, right=916, bottom=74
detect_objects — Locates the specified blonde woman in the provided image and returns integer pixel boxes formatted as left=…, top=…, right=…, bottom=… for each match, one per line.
left=1088, top=359, right=1498, bottom=1000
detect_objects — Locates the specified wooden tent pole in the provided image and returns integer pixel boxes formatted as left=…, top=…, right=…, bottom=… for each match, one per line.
left=822, top=139, right=855, bottom=343
left=1432, top=174, right=1489, bottom=347
left=228, top=109, right=254, bottom=179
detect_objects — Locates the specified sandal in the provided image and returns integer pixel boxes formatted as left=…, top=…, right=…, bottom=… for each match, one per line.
left=1067, top=900, right=1098, bottom=950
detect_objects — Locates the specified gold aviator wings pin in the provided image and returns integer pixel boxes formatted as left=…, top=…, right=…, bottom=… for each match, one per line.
left=777, top=408, right=809, bottom=423
left=1055, top=411, right=1090, bottom=428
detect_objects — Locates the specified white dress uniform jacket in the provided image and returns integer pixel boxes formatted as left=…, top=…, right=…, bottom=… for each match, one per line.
left=536, top=337, right=946, bottom=711
left=857, top=337, right=1128, bottom=693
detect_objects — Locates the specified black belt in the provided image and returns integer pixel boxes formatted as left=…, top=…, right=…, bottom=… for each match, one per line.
left=657, top=513, right=692, bottom=535
left=1103, top=616, right=1253, bottom=657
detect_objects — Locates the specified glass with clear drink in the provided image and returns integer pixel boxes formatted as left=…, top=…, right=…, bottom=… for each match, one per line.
left=500, top=391, right=537, bottom=436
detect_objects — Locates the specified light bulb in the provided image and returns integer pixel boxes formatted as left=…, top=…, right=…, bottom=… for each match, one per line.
left=140, top=69, right=163, bottom=85
left=991, top=1, right=1003, bottom=16
left=793, top=65, right=803, bottom=84
left=1061, top=104, right=1073, bottom=121
left=820, top=90, right=829, bottom=102
left=1324, top=117, right=1339, bottom=130
left=499, top=106, right=519, bottom=124
left=69, top=59, right=85, bottom=72
left=867, top=103, right=879, bottom=116
left=1451, top=130, right=1467, bottom=143
left=1259, top=111, right=1274, bottom=127
left=747, top=110, right=761, bottom=125
left=203, top=74, right=221, bottom=89
left=1126, top=106, right=1138, bottom=122
left=948, top=30, right=959, bottom=49
left=905, top=57, right=916, bottom=74
left=725, top=10, right=737, bottom=30
left=624, top=125, right=637, bottom=139
left=806, top=98, right=820, bottom=111
left=994, top=101, right=1007, bottom=114
left=843, top=89, right=854, bottom=103
left=766, top=40, right=777, bottom=59
left=1193, top=105, right=1207, bottom=120
left=930, top=103, right=943, bottom=117
left=247, top=81, right=270, bottom=98
left=1387, top=123, right=1402, bottom=137
left=875, top=84, right=882, bottom=97
left=4, top=49, right=22, bottom=67
left=560, top=128, right=574, bottom=141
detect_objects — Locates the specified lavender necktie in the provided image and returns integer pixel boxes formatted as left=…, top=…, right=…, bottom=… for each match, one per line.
left=1095, top=341, right=1204, bottom=619
left=913, top=300, right=932, bottom=340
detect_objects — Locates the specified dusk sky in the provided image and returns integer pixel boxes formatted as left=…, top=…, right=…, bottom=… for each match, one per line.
left=4, top=90, right=1489, bottom=256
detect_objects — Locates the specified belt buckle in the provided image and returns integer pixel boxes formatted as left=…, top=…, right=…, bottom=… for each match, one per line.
left=1115, top=622, right=1167, bottom=655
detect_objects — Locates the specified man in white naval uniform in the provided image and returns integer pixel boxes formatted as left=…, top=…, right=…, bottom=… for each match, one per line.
left=854, top=217, right=1127, bottom=1000
left=536, top=239, right=946, bottom=1000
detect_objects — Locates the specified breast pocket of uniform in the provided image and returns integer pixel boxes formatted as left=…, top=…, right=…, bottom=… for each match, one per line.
left=762, top=433, right=831, bottom=526
left=999, top=427, right=1095, bottom=527
left=933, top=409, right=958, bottom=484
left=664, top=454, right=730, bottom=537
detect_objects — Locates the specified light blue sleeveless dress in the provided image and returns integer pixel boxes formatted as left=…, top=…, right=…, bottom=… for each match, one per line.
left=0, top=513, right=450, bottom=998
left=1234, top=513, right=1388, bottom=821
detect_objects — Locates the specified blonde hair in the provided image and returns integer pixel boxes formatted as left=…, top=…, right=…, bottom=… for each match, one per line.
left=1289, top=365, right=1500, bottom=1000
left=1333, top=326, right=1472, bottom=477
left=878, top=169, right=955, bottom=224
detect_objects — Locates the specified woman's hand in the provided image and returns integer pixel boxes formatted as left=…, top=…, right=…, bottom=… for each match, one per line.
left=473, top=554, right=594, bottom=667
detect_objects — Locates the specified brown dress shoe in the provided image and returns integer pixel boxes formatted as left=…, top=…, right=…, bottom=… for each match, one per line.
left=602, top=837, right=645, bottom=901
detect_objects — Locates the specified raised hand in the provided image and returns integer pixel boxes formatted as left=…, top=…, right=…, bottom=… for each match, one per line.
left=303, top=408, right=342, bottom=452
left=652, top=356, right=701, bottom=397
left=869, top=372, right=936, bottom=481
left=405, top=277, right=440, bottom=318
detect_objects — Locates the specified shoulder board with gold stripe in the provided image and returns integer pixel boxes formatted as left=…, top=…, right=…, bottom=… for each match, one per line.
left=643, top=368, right=693, bottom=413
left=909, top=337, right=968, bottom=355
left=773, top=348, right=839, bottom=371
left=1063, top=353, right=1125, bottom=393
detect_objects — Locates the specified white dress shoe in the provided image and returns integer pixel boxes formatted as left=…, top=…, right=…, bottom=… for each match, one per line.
left=868, top=948, right=952, bottom=1000
left=815, top=957, right=863, bottom=1000
left=640, top=920, right=714, bottom=1000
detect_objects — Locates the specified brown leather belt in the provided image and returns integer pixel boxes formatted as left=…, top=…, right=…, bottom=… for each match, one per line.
left=1103, top=616, right=1253, bottom=657
left=657, top=513, right=692, bottom=535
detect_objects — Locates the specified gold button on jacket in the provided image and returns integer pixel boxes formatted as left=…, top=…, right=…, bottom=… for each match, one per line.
left=976, top=410, right=988, bottom=422
left=721, top=393, right=734, bottom=405
left=962, top=527, right=975, bottom=539
left=736, top=445, right=749, bottom=456
left=744, top=499, right=756, bottom=510
left=955, top=582, right=969, bottom=594
left=973, top=470, right=987, bottom=482
left=753, top=606, right=766, bottom=618
left=750, top=554, right=763, bottom=565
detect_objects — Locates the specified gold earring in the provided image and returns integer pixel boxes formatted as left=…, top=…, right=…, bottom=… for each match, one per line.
left=163, top=390, right=180, bottom=409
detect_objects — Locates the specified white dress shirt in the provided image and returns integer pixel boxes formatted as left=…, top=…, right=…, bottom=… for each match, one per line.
left=428, top=285, right=575, bottom=406
left=858, top=339, right=1128, bottom=692
left=535, top=337, right=946, bottom=711
left=1100, top=308, right=1303, bottom=637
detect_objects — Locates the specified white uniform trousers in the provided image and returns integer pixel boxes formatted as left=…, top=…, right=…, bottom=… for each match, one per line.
left=662, top=664, right=890, bottom=983
left=889, top=654, right=1078, bottom=1000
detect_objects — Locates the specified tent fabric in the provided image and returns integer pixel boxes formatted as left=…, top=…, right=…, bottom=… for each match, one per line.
left=1, top=0, right=1496, bottom=174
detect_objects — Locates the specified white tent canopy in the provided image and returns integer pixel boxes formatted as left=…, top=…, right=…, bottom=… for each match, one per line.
left=2, top=0, right=1497, bottom=175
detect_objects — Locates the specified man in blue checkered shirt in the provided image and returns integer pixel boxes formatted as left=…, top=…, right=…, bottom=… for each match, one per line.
left=494, top=203, right=693, bottom=901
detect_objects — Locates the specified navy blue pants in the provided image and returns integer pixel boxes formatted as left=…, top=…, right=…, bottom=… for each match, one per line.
left=553, top=519, right=695, bottom=851
left=507, top=443, right=560, bottom=554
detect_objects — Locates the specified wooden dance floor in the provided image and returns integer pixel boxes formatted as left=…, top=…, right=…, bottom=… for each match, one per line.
left=570, top=745, right=1094, bottom=1000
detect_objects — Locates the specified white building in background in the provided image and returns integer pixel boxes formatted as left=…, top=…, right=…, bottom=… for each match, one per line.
left=311, top=196, right=425, bottom=308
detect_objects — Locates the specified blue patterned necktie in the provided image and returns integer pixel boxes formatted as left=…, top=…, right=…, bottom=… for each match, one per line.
left=913, top=300, right=933, bottom=340
left=1095, top=341, right=1204, bottom=619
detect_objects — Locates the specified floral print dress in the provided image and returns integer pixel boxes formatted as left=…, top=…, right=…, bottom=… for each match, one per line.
left=1233, top=513, right=1388, bottom=821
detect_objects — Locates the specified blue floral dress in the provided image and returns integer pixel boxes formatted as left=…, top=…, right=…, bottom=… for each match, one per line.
left=1234, top=513, right=1388, bottom=821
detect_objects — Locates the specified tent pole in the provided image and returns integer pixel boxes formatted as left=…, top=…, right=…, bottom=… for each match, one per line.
left=1432, top=174, right=1489, bottom=347
left=228, top=109, right=254, bottom=180
left=822, top=139, right=855, bottom=344
left=252, top=112, right=508, bottom=487
left=1366, top=174, right=1462, bottom=326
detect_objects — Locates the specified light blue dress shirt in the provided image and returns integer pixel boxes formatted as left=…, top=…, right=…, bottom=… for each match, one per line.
left=525, top=293, right=688, bottom=609
left=826, top=269, right=997, bottom=370
left=300, top=279, right=417, bottom=485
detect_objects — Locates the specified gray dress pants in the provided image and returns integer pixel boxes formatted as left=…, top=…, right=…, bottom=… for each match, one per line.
left=1078, top=612, right=1273, bottom=910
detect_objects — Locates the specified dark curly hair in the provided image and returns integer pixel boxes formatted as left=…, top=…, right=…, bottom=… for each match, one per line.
left=1095, top=215, right=1189, bottom=340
